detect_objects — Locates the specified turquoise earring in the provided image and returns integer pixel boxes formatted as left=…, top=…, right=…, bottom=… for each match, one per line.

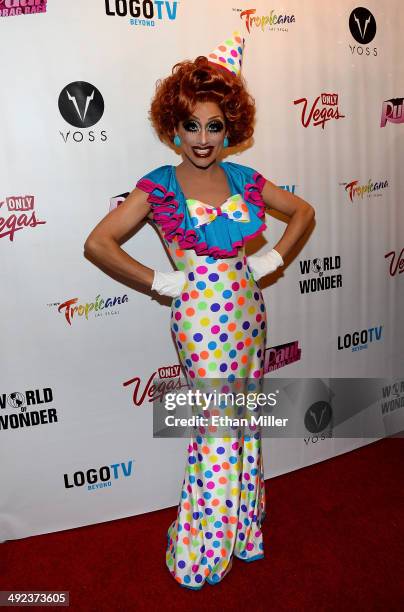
left=223, top=136, right=229, bottom=148
left=173, top=134, right=181, bottom=147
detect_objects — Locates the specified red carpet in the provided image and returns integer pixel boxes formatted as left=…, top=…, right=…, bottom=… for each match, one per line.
left=1, top=437, right=403, bottom=611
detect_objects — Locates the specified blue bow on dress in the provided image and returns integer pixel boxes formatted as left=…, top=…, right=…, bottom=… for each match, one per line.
left=186, top=194, right=250, bottom=228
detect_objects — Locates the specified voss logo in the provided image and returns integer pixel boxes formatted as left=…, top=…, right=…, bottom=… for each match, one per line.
left=64, top=460, right=135, bottom=491
left=348, top=7, right=377, bottom=56
left=58, top=81, right=107, bottom=143
left=304, top=401, right=333, bottom=433
left=304, top=401, right=333, bottom=445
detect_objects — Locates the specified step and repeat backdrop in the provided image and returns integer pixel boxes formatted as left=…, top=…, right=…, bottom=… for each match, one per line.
left=1, top=1, right=403, bottom=541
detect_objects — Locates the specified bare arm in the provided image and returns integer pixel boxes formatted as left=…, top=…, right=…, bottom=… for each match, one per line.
left=83, top=187, right=155, bottom=289
left=260, top=180, right=315, bottom=259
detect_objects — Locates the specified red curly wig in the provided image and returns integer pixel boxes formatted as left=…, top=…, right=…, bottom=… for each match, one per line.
left=149, top=55, right=256, bottom=147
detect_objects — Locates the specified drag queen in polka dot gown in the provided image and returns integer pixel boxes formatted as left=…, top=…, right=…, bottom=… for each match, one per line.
left=85, top=30, right=312, bottom=591
left=136, top=161, right=269, bottom=588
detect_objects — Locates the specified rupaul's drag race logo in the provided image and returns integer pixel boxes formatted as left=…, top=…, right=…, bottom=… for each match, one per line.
left=123, top=364, right=188, bottom=407
left=0, top=0, right=47, bottom=17
left=385, top=248, right=404, bottom=277
left=64, top=459, right=134, bottom=492
left=348, top=6, right=377, bottom=56
left=48, top=293, right=129, bottom=325
left=105, top=0, right=179, bottom=26
left=263, top=341, right=301, bottom=373
left=234, top=7, right=295, bottom=33
left=293, top=93, right=346, bottom=129
left=340, top=178, right=389, bottom=202
left=0, top=387, right=58, bottom=431
left=380, top=97, right=404, bottom=127
left=0, top=194, right=46, bottom=241
left=337, top=325, right=383, bottom=352
left=58, top=81, right=107, bottom=144
left=299, top=256, right=342, bottom=294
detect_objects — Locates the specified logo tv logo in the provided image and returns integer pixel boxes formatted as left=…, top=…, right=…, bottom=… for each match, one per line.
left=105, top=0, right=178, bottom=20
left=64, top=460, right=134, bottom=490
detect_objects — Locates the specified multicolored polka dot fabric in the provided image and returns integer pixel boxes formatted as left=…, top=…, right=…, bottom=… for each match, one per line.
left=186, top=194, right=251, bottom=228
left=207, top=31, right=245, bottom=77
left=166, top=243, right=267, bottom=589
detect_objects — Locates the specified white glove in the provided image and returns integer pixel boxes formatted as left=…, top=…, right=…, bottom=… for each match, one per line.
left=247, top=248, right=284, bottom=282
left=151, top=270, right=187, bottom=298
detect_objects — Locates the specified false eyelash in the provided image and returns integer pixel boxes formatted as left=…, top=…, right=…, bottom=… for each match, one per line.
left=182, top=120, right=225, bottom=133
left=207, top=121, right=225, bottom=133
left=182, top=120, right=199, bottom=132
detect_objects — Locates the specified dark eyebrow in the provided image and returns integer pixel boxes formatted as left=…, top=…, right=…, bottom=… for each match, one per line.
left=189, top=115, right=224, bottom=121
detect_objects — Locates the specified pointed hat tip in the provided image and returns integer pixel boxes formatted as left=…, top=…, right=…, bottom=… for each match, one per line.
left=206, top=31, right=245, bottom=77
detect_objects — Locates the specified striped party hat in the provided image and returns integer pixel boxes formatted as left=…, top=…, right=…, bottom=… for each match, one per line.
left=207, top=31, right=245, bottom=77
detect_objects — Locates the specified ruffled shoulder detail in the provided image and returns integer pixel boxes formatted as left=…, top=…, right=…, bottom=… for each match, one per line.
left=135, top=165, right=183, bottom=243
left=224, top=161, right=267, bottom=222
left=135, top=162, right=267, bottom=259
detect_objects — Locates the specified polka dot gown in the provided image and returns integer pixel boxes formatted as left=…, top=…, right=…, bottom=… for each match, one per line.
left=135, top=161, right=269, bottom=589
left=166, top=243, right=267, bottom=589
